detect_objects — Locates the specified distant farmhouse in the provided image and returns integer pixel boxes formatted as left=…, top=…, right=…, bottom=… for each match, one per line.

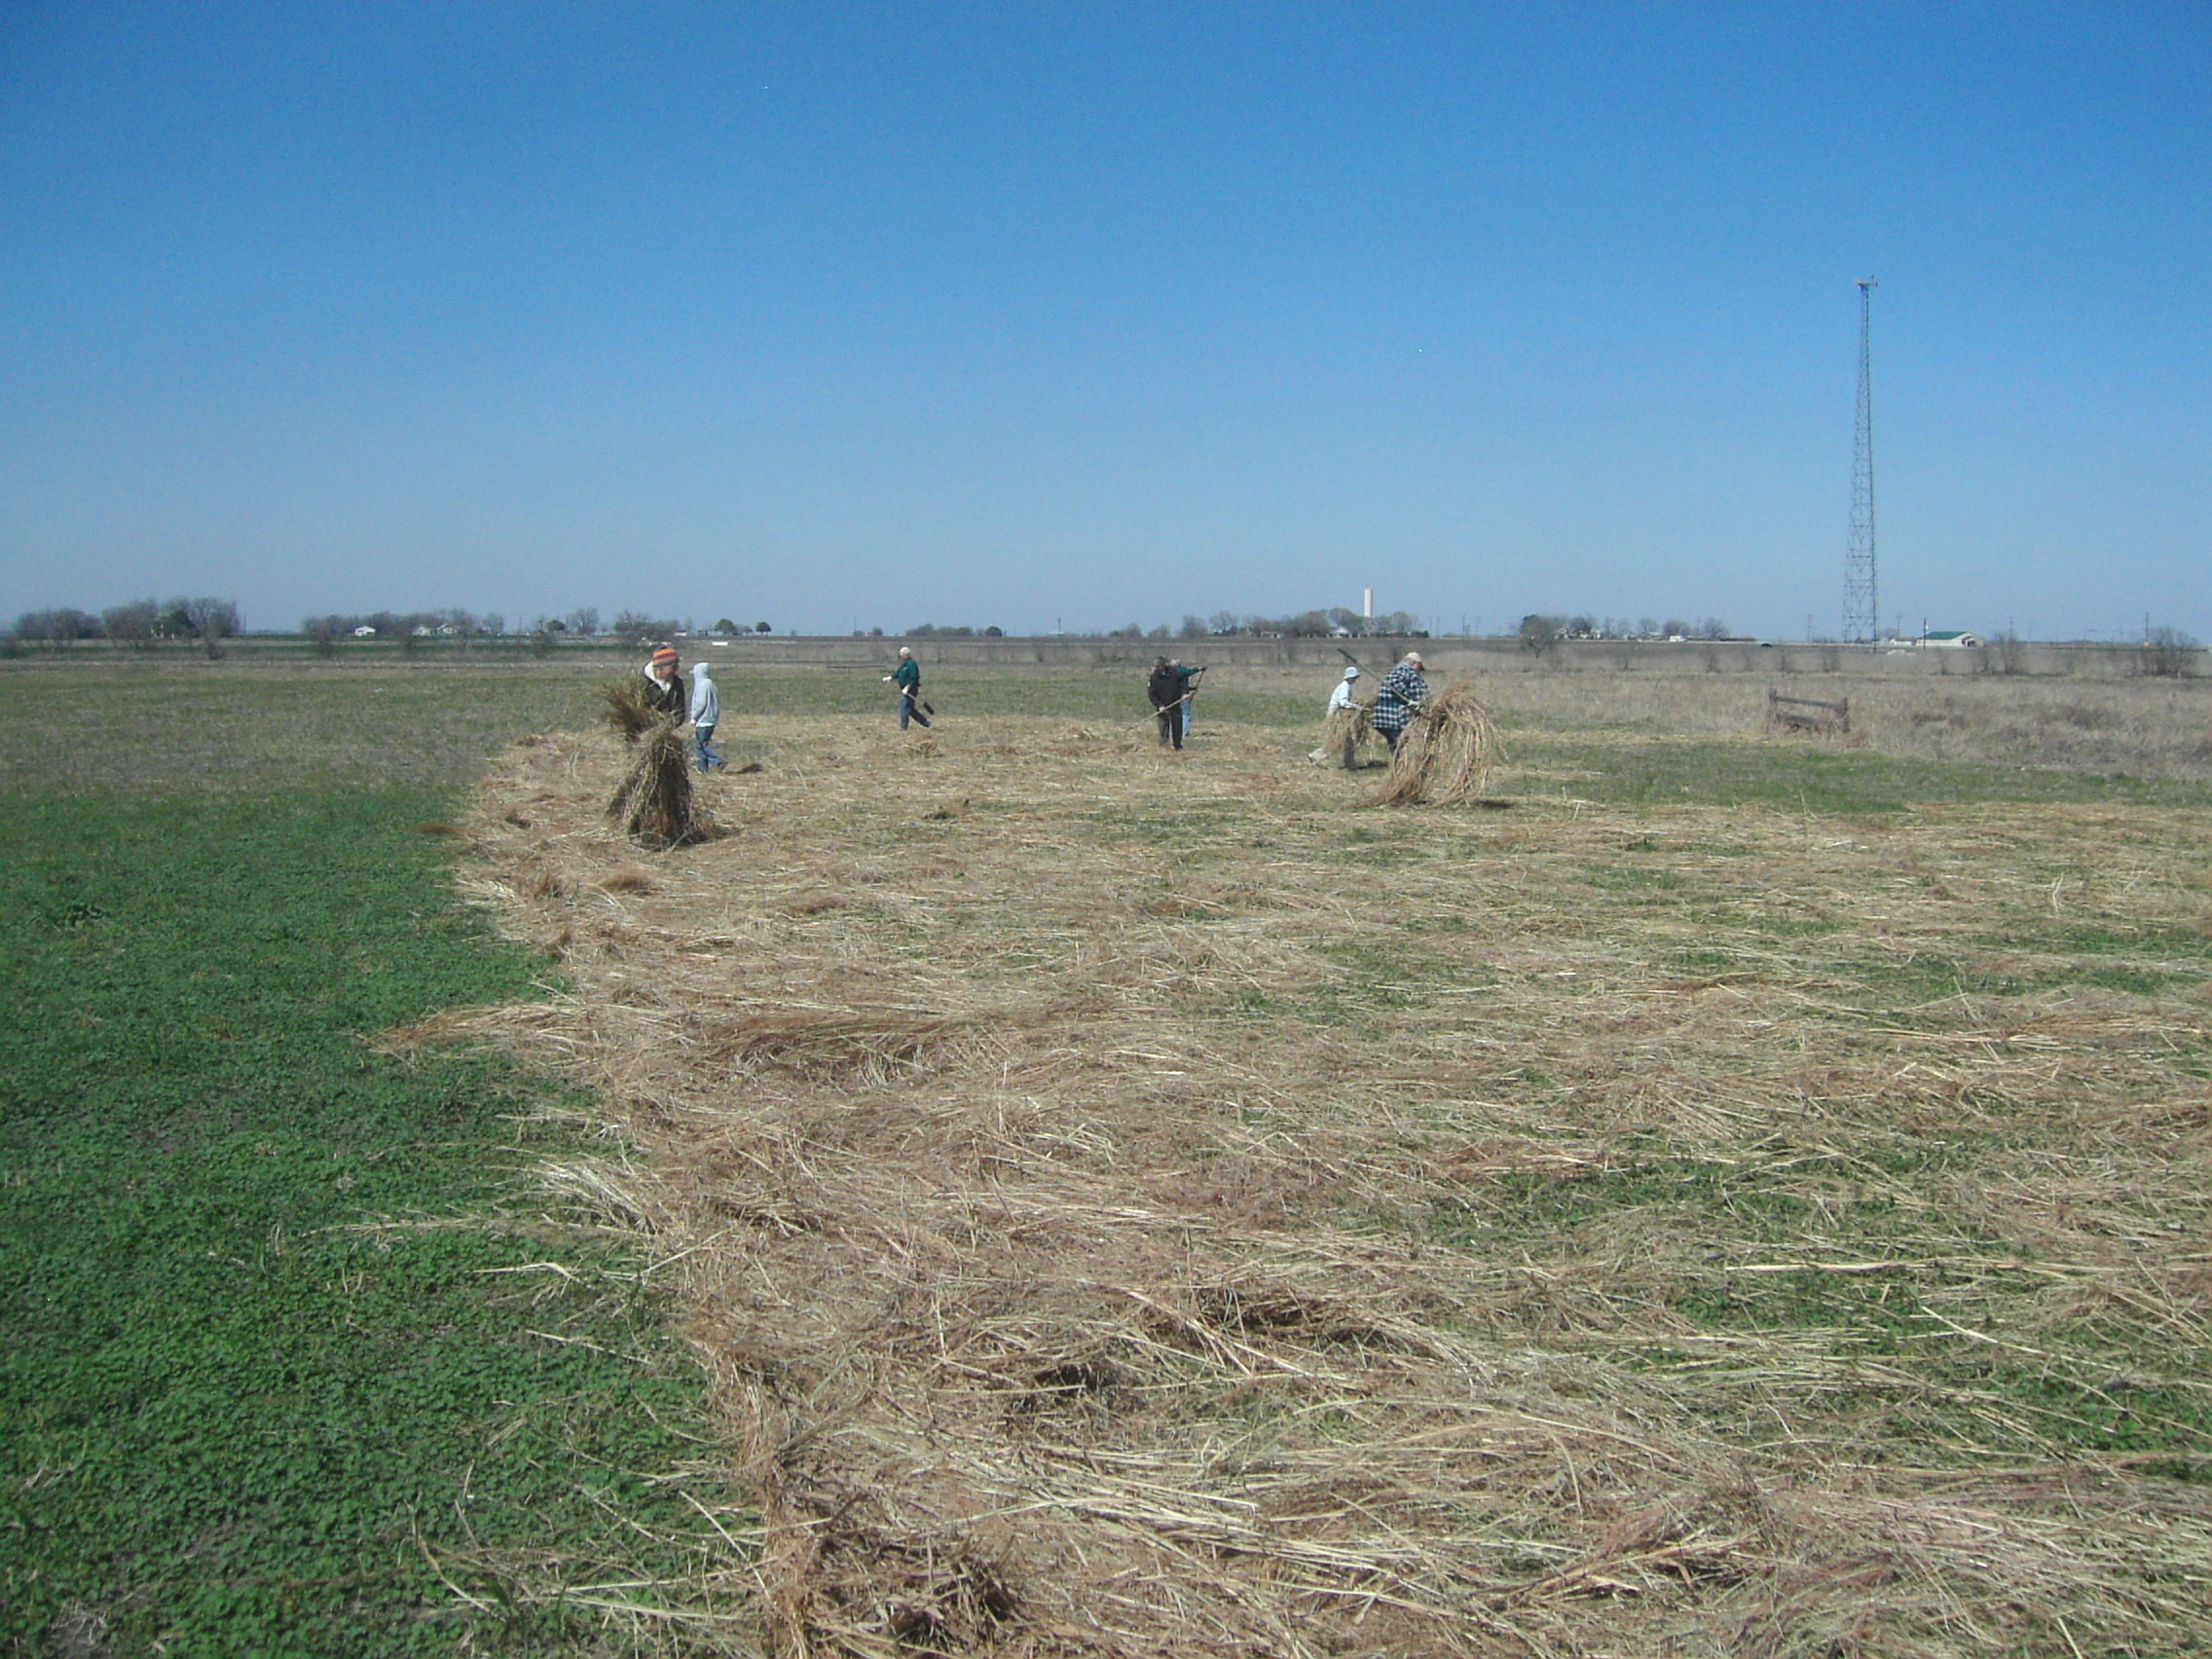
left=1888, top=629, right=1983, bottom=648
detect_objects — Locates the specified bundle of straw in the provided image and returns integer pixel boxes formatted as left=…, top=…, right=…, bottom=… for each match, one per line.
left=1373, top=680, right=1500, bottom=805
left=600, top=675, right=661, bottom=744
left=606, top=721, right=707, bottom=847
left=1320, top=702, right=1374, bottom=770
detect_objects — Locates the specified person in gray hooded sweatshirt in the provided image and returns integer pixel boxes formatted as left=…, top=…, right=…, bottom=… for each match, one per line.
left=689, top=660, right=723, bottom=771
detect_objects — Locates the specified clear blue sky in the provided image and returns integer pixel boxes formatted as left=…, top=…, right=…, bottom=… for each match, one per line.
left=4, top=2, right=2206, bottom=641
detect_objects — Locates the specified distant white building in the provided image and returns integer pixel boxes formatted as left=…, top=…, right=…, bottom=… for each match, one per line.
left=1893, top=630, right=1984, bottom=648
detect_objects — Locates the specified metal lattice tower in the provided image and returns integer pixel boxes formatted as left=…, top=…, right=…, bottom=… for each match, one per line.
left=1842, top=277, right=1879, bottom=643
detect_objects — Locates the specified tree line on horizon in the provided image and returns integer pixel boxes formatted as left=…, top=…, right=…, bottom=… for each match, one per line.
left=14, top=601, right=2199, bottom=673
left=1519, top=613, right=1735, bottom=651
left=0, top=602, right=1704, bottom=655
left=300, top=608, right=777, bottom=645
left=10, top=598, right=241, bottom=656
left=1078, top=608, right=1428, bottom=641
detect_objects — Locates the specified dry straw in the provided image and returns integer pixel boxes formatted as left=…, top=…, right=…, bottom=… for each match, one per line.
left=1318, top=702, right=1373, bottom=769
left=1374, top=680, right=1500, bottom=805
left=425, top=709, right=2212, bottom=1658
left=600, top=674, right=662, bottom=744
left=606, top=720, right=707, bottom=847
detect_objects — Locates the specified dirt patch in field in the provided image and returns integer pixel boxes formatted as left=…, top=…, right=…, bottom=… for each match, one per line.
left=438, top=713, right=2212, bottom=1656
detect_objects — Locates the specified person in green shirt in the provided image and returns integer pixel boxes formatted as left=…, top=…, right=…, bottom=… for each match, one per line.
left=1171, top=660, right=1204, bottom=740
left=884, top=645, right=932, bottom=730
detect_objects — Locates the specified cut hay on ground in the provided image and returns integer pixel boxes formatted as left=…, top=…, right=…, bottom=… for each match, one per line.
left=1375, top=680, right=1500, bottom=805
left=606, top=720, right=706, bottom=848
left=434, top=712, right=2212, bottom=1658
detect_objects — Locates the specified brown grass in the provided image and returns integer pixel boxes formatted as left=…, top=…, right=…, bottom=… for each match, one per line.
left=607, top=721, right=707, bottom=848
left=602, top=673, right=663, bottom=743
left=420, top=709, right=2212, bottom=1653
left=1468, top=668, right=2212, bottom=779
left=1374, top=682, right=1500, bottom=805
left=1318, top=703, right=1373, bottom=769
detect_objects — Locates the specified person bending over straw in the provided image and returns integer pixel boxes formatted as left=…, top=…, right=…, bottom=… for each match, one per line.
left=1148, top=656, right=1187, bottom=750
left=1370, top=651, right=1429, bottom=754
left=1326, top=664, right=1369, bottom=768
left=883, top=645, right=933, bottom=730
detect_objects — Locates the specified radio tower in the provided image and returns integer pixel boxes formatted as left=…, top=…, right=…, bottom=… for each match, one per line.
left=1842, top=277, right=1879, bottom=643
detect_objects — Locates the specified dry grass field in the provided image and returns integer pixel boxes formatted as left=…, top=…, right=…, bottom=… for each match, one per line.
left=400, top=664, right=2207, bottom=1659
left=7, top=656, right=2209, bottom=1655
left=1469, top=667, right=2212, bottom=782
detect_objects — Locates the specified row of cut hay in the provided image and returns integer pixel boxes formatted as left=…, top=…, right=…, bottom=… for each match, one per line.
left=440, top=717, right=2212, bottom=1658
left=1375, top=680, right=1501, bottom=804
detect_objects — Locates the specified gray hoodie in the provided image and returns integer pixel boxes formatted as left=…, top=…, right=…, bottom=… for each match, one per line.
left=689, top=661, right=720, bottom=727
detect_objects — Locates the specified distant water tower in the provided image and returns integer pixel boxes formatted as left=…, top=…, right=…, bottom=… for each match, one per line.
left=1362, top=588, right=1374, bottom=620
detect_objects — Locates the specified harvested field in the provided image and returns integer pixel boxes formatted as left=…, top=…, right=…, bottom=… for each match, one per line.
left=1470, top=668, right=2212, bottom=782
left=436, top=705, right=2212, bottom=1657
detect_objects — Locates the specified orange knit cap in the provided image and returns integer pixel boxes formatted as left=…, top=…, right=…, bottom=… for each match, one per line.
left=650, top=646, right=679, bottom=666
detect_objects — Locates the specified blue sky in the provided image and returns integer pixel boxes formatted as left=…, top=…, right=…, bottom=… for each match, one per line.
left=4, top=2, right=2205, bottom=640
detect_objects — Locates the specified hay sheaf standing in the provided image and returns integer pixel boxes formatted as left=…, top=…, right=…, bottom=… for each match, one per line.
left=602, top=646, right=712, bottom=847
left=1375, top=680, right=1500, bottom=806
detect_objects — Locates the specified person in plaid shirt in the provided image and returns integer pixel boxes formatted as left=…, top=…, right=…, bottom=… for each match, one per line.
left=1370, top=651, right=1428, bottom=754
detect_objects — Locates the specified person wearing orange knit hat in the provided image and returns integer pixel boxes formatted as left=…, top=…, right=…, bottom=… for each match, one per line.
left=642, top=645, right=687, bottom=721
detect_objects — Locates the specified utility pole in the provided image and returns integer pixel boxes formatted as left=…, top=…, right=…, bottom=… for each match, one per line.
left=1843, top=277, right=1879, bottom=644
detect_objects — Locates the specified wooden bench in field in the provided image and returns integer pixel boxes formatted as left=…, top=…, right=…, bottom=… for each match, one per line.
left=1767, top=688, right=1850, bottom=736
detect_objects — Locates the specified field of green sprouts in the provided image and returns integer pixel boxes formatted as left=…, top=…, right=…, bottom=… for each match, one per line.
left=0, top=668, right=735, bottom=1657
left=4, top=653, right=2209, bottom=1656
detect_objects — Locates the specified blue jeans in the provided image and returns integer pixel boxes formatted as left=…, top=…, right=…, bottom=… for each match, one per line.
left=695, top=725, right=721, bottom=769
left=900, top=692, right=931, bottom=729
